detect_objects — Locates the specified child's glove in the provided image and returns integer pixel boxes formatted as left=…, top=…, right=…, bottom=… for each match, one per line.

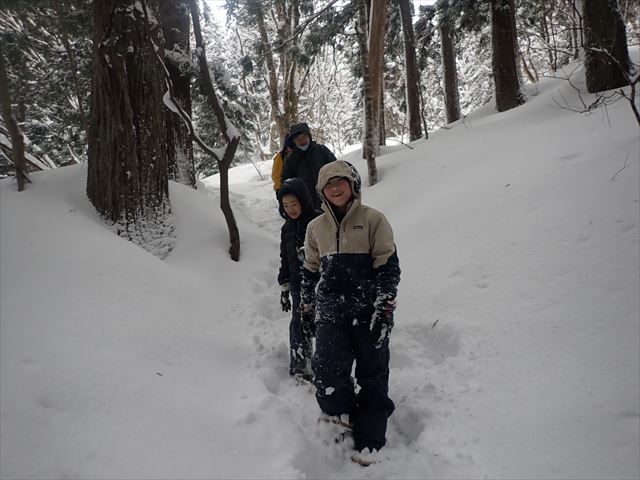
left=371, top=295, right=396, bottom=349
left=300, top=303, right=316, bottom=338
left=280, top=284, right=291, bottom=312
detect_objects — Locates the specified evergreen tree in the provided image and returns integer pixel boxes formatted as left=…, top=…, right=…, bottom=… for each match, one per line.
left=159, top=0, right=196, bottom=188
left=490, top=0, right=524, bottom=112
left=438, top=0, right=461, bottom=124
left=87, top=0, right=174, bottom=258
left=0, top=1, right=92, bottom=168
left=583, top=0, right=630, bottom=93
left=193, top=13, right=266, bottom=176
left=396, top=0, right=422, bottom=140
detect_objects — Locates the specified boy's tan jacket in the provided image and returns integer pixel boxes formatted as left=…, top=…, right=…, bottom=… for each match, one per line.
left=303, top=160, right=396, bottom=273
left=301, top=160, right=400, bottom=321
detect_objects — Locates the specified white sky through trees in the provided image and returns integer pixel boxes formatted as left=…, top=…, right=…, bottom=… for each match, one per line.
left=205, top=0, right=438, bottom=23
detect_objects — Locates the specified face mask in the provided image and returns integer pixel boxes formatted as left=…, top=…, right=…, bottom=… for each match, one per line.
left=297, top=143, right=310, bottom=152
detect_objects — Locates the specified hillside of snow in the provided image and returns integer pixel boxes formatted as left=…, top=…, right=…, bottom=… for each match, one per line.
left=1, top=62, right=639, bottom=479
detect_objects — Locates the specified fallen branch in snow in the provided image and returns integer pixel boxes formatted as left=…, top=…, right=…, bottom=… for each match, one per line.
left=611, top=150, right=631, bottom=181
left=549, top=53, right=639, bottom=128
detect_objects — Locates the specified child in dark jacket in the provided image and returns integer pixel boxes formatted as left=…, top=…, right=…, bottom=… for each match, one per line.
left=277, top=178, right=322, bottom=381
left=300, top=160, right=400, bottom=465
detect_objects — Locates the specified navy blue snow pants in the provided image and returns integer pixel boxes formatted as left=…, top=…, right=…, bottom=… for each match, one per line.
left=312, top=319, right=395, bottom=451
left=289, top=291, right=312, bottom=376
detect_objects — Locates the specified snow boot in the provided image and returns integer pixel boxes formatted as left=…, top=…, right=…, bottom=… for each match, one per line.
left=350, top=447, right=382, bottom=467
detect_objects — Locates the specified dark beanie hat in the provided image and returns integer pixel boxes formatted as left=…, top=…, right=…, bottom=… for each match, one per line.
left=289, top=122, right=311, bottom=140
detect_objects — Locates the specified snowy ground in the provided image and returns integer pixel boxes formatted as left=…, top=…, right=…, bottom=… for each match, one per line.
left=1, top=59, right=639, bottom=479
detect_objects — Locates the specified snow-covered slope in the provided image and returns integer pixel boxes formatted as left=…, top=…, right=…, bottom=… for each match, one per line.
left=1, top=62, right=638, bottom=479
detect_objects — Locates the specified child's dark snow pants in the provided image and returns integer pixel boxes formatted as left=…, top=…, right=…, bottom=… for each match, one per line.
left=289, top=291, right=312, bottom=376
left=312, top=318, right=395, bottom=451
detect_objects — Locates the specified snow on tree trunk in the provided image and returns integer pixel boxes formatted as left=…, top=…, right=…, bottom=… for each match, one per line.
left=86, top=0, right=175, bottom=259
left=583, top=0, right=630, bottom=93
left=159, top=0, right=196, bottom=188
left=189, top=0, right=240, bottom=261
left=490, top=0, right=525, bottom=112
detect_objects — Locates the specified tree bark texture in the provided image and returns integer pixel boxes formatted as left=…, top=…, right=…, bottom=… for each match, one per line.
left=251, top=0, right=300, bottom=147
left=397, top=0, right=422, bottom=141
left=159, top=0, right=196, bottom=188
left=379, top=79, right=386, bottom=147
left=439, top=18, right=461, bottom=124
left=368, top=0, right=386, bottom=143
left=356, top=0, right=378, bottom=186
left=87, top=0, right=173, bottom=256
left=0, top=49, right=28, bottom=191
left=583, top=0, right=630, bottom=93
left=254, top=2, right=282, bottom=135
left=189, top=0, right=240, bottom=261
left=490, top=0, right=524, bottom=112
left=277, top=0, right=300, bottom=135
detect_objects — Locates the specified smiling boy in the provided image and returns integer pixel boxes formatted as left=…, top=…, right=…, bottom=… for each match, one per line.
left=300, top=160, right=401, bottom=465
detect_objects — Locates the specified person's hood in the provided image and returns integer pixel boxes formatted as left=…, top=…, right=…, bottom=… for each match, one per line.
left=288, top=122, right=313, bottom=143
left=316, top=160, right=362, bottom=212
left=277, top=177, right=315, bottom=220
left=280, top=133, right=294, bottom=157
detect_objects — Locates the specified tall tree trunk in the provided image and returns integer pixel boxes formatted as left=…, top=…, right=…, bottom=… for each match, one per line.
left=189, top=0, right=240, bottom=261
left=254, top=2, right=283, bottom=144
left=490, top=0, right=524, bottom=112
left=540, top=3, right=556, bottom=70
left=417, top=76, right=429, bottom=140
left=363, top=0, right=387, bottom=185
left=356, top=0, right=377, bottom=185
left=440, top=17, right=461, bottom=124
left=0, top=49, right=28, bottom=191
left=369, top=0, right=386, bottom=145
left=378, top=79, right=386, bottom=146
left=583, top=0, right=630, bottom=93
left=569, top=0, right=584, bottom=60
left=251, top=0, right=301, bottom=147
left=159, top=0, right=196, bottom=188
left=87, top=0, right=173, bottom=257
left=397, top=0, right=422, bottom=141
left=509, top=0, right=524, bottom=85
left=279, top=0, right=300, bottom=135
left=54, top=1, right=90, bottom=145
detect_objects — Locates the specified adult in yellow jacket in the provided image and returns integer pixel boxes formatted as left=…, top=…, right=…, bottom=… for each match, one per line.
left=271, top=133, right=294, bottom=192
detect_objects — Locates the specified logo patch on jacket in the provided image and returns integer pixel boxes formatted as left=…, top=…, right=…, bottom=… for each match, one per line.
left=353, top=225, right=364, bottom=230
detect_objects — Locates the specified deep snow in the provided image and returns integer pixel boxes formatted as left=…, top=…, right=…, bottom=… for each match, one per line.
left=1, top=60, right=639, bottom=479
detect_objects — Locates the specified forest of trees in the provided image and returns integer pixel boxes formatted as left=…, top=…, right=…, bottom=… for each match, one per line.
left=0, top=0, right=638, bottom=258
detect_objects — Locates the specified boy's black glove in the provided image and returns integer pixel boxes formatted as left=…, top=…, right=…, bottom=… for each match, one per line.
left=280, top=284, right=291, bottom=312
left=371, top=295, right=396, bottom=349
left=300, top=303, right=316, bottom=338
